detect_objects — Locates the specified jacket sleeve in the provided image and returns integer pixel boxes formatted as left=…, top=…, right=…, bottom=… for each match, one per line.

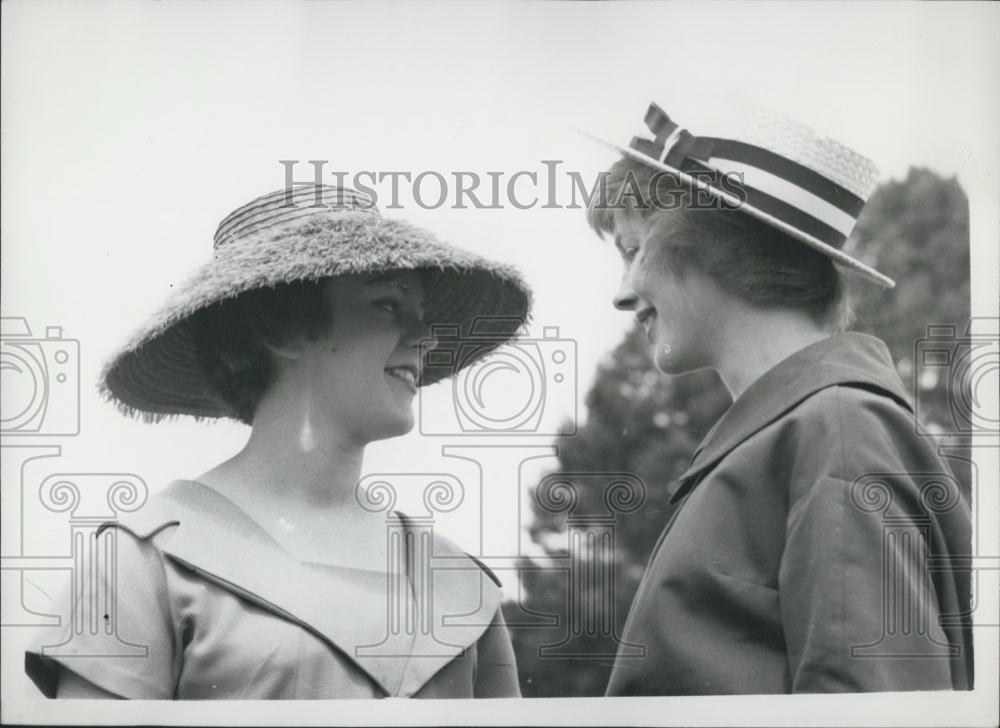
left=473, top=607, right=521, bottom=697
left=24, top=524, right=182, bottom=699
left=777, top=386, right=963, bottom=692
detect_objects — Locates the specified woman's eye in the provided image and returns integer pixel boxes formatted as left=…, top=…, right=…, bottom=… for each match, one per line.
left=376, top=299, right=399, bottom=314
left=622, top=247, right=639, bottom=261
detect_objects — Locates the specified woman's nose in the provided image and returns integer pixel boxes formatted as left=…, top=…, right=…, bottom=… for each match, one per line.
left=613, top=272, right=638, bottom=311
left=405, top=314, right=437, bottom=351
left=419, top=328, right=439, bottom=353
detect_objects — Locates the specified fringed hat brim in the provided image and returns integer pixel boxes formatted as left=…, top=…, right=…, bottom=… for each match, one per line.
left=101, top=212, right=532, bottom=422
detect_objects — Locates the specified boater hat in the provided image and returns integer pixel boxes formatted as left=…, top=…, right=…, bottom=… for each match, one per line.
left=100, top=185, right=533, bottom=422
left=590, top=99, right=894, bottom=288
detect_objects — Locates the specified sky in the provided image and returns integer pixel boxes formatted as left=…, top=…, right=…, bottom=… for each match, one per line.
left=2, top=2, right=999, bottom=721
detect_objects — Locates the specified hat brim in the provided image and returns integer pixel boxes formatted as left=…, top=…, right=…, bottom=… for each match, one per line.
left=101, top=212, right=532, bottom=422
left=583, top=132, right=895, bottom=290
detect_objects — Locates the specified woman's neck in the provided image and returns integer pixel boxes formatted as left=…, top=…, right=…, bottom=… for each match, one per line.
left=198, top=416, right=398, bottom=569
left=713, top=308, right=831, bottom=400
left=204, top=391, right=367, bottom=513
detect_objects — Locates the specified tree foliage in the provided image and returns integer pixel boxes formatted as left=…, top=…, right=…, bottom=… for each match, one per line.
left=504, top=168, right=971, bottom=697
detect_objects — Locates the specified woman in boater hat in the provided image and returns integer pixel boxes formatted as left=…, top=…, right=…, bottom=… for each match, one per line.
left=588, top=100, right=973, bottom=694
left=25, top=185, right=530, bottom=699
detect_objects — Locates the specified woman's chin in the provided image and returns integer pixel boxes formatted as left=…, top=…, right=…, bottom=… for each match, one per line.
left=652, top=342, right=674, bottom=374
left=369, top=412, right=415, bottom=441
left=654, top=348, right=688, bottom=376
left=654, top=358, right=677, bottom=375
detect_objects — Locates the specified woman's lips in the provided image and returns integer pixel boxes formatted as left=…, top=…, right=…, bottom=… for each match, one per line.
left=385, top=366, right=418, bottom=393
left=641, top=311, right=657, bottom=343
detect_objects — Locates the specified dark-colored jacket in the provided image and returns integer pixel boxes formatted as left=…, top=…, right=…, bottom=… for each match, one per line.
left=606, top=333, right=973, bottom=695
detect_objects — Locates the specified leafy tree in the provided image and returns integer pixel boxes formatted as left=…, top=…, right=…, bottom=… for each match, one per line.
left=504, top=357, right=730, bottom=696
left=850, top=169, right=973, bottom=464
left=505, top=168, right=971, bottom=697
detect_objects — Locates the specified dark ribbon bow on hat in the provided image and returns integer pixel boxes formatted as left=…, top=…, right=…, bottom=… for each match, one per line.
left=629, top=103, right=715, bottom=169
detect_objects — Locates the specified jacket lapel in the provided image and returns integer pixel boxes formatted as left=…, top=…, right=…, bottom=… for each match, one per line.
left=669, top=333, right=912, bottom=503
left=393, top=519, right=502, bottom=697
left=113, top=480, right=501, bottom=697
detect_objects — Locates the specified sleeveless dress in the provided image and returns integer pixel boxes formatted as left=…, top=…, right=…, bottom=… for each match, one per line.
left=25, top=480, right=519, bottom=699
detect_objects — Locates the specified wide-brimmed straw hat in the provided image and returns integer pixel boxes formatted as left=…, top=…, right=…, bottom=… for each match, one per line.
left=587, top=99, right=894, bottom=288
left=100, top=184, right=533, bottom=422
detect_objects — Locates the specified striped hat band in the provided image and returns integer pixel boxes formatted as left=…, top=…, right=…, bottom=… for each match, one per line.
left=214, top=185, right=377, bottom=249
left=629, top=103, right=867, bottom=251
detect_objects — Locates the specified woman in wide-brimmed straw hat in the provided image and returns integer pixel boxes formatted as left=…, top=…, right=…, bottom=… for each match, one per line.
left=25, top=185, right=531, bottom=699
left=587, top=99, right=973, bottom=695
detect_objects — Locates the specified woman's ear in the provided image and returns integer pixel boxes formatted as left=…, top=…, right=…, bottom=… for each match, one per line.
left=261, top=337, right=304, bottom=361
left=250, top=313, right=307, bottom=362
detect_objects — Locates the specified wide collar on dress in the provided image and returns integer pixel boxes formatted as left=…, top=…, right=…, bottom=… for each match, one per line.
left=110, top=479, right=503, bottom=697
left=670, top=332, right=911, bottom=503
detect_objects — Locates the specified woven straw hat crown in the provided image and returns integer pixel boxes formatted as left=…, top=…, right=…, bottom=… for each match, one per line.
left=100, top=185, right=533, bottom=422
left=595, top=96, right=893, bottom=288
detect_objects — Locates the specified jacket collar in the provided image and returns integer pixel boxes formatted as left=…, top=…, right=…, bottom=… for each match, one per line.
left=113, top=480, right=502, bottom=697
left=670, top=333, right=911, bottom=503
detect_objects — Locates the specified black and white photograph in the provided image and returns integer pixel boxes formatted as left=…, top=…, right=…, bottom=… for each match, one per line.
left=1, top=2, right=998, bottom=726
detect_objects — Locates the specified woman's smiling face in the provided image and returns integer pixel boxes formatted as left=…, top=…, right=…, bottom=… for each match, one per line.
left=611, top=211, right=722, bottom=375
left=291, top=269, right=435, bottom=444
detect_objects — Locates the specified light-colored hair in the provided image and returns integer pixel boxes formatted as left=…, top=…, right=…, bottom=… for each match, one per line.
left=587, top=157, right=854, bottom=331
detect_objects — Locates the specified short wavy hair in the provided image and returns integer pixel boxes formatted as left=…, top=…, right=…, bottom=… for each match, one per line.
left=588, top=158, right=854, bottom=331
